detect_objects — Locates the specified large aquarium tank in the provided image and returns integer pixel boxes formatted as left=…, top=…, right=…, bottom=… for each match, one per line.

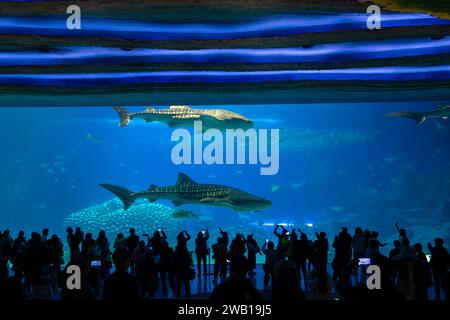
left=0, top=0, right=449, bottom=263
left=1, top=103, right=449, bottom=258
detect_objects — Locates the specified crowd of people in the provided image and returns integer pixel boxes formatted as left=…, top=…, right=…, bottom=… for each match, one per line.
left=0, top=222, right=449, bottom=301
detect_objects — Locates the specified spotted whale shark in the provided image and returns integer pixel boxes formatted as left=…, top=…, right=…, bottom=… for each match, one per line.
left=100, top=173, right=271, bottom=212
left=113, top=105, right=253, bottom=130
left=386, top=104, right=450, bottom=124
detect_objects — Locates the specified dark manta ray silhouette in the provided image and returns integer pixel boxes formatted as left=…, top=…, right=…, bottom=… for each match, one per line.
left=386, top=104, right=450, bottom=124
left=100, top=173, right=271, bottom=213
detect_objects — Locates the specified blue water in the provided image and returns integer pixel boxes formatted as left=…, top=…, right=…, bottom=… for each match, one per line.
left=1, top=103, right=449, bottom=252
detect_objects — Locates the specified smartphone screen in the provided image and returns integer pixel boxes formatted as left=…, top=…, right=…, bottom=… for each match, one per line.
left=358, top=258, right=371, bottom=266
left=91, top=261, right=101, bottom=268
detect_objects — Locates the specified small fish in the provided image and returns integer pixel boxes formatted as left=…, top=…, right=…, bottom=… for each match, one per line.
left=207, top=175, right=217, bottom=178
left=45, top=169, right=55, bottom=175
left=86, top=133, right=108, bottom=143
left=235, top=170, right=243, bottom=175
left=271, top=184, right=280, bottom=193
left=330, top=206, right=343, bottom=212
left=382, top=155, right=398, bottom=164
left=291, top=180, right=306, bottom=189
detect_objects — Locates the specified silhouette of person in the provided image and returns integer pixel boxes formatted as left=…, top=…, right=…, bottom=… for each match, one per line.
left=428, top=238, right=450, bottom=300
left=149, top=229, right=167, bottom=255
left=11, top=231, right=27, bottom=279
left=66, top=227, right=79, bottom=259
left=126, top=228, right=140, bottom=273
left=273, top=225, right=289, bottom=259
left=174, top=231, right=192, bottom=297
left=262, top=240, right=276, bottom=288
left=412, top=243, right=432, bottom=300
left=219, top=227, right=229, bottom=248
left=211, top=255, right=261, bottom=301
left=273, top=258, right=305, bottom=300
left=41, top=228, right=49, bottom=244
left=96, top=230, right=111, bottom=282
left=332, top=227, right=352, bottom=282
left=136, top=247, right=157, bottom=297
left=159, top=240, right=176, bottom=296
left=295, top=229, right=309, bottom=289
left=195, top=229, right=209, bottom=277
left=313, top=232, right=329, bottom=271
left=103, top=248, right=140, bottom=300
left=113, top=233, right=127, bottom=250
left=212, top=237, right=228, bottom=283
left=229, top=233, right=247, bottom=264
left=246, top=235, right=260, bottom=276
left=0, top=230, right=13, bottom=276
left=392, top=238, right=416, bottom=300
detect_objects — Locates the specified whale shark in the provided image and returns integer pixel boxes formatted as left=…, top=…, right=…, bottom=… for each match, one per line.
left=113, top=105, right=253, bottom=130
left=386, top=104, right=450, bottom=124
left=100, top=172, right=271, bottom=212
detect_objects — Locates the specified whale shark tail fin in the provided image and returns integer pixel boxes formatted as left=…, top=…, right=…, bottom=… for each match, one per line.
left=386, top=111, right=427, bottom=124
left=100, top=183, right=136, bottom=210
left=113, top=106, right=131, bottom=127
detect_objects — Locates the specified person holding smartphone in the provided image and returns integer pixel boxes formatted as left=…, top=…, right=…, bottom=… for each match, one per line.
left=195, top=229, right=210, bottom=277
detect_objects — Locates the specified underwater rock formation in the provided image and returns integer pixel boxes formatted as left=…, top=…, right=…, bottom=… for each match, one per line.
left=62, top=198, right=182, bottom=240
